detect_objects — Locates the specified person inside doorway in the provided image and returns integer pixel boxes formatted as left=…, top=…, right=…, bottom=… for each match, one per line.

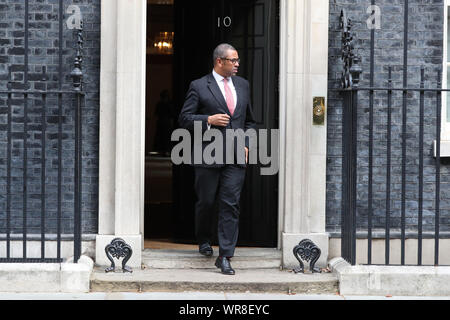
left=178, top=43, right=256, bottom=275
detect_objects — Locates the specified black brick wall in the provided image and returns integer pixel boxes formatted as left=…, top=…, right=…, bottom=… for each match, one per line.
left=6, top=0, right=448, bottom=239
left=0, top=0, right=100, bottom=235
left=327, top=0, right=450, bottom=236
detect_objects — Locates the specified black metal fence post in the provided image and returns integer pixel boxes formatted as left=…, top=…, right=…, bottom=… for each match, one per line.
left=6, top=67, right=12, bottom=260
left=386, top=66, right=392, bottom=265
left=400, top=0, right=409, bottom=268
left=341, top=89, right=352, bottom=263
left=435, top=71, right=442, bottom=266
left=23, top=0, right=29, bottom=261
left=41, top=66, right=47, bottom=260
left=71, top=25, right=84, bottom=263
left=340, top=9, right=361, bottom=265
left=57, top=0, right=64, bottom=262
left=418, top=67, right=425, bottom=265
left=368, top=0, right=376, bottom=266
left=350, top=88, right=358, bottom=266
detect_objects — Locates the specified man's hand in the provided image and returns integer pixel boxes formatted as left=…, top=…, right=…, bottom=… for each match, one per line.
left=208, top=114, right=230, bottom=127
left=245, top=147, right=249, bottom=164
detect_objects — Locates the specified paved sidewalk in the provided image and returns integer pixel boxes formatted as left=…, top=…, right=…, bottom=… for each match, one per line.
left=90, top=267, right=338, bottom=294
left=0, top=292, right=448, bottom=300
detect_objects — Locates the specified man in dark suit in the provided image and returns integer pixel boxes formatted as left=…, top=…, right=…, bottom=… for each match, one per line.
left=178, top=43, right=256, bottom=275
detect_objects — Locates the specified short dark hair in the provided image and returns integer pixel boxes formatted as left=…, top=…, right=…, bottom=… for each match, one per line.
left=213, top=43, right=236, bottom=65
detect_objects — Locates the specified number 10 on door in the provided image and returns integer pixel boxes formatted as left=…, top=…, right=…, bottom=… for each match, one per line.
left=218, top=16, right=232, bottom=28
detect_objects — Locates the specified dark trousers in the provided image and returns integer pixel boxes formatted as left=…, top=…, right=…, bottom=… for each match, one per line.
left=194, top=165, right=246, bottom=258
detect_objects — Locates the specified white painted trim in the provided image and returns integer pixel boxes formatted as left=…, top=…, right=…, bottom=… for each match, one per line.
left=98, top=0, right=117, bottom=235
left=435, top=1, right=450, bottom=156
left=140, top=0, right=148, bottom=247
left=433, top=139, right=450, bottom=157
left=329, top=257, right=450, bottom=296
left=277, top=0, right=287, bottom=250
left=0, top=256, right=93, bottom=293
left=441, top=1, right=450, bottom=141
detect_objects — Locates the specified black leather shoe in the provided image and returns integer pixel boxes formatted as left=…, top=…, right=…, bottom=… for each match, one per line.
left=215, top=256, right=235, bottom=275
left=199, top=243, right=213, bottom=257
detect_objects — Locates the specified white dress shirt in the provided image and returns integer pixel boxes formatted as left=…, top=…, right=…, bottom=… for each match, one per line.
left=212, top=69, right=237, bottom=110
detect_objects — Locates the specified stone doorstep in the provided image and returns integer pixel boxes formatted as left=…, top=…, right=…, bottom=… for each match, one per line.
left=89, top=267, right=339, bottom=294
left=0, top=255, right=93, bottom=293
left=93, top=249, right=337, bottom=294
left=142, top=248, right=282, bottom=269
left=329, top=257, right=450, bottom=296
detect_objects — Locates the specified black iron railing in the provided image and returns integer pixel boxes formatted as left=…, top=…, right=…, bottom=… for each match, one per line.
left=0, top=0, right=83, bottom=263
left=337, top=5, right=445, bottom=266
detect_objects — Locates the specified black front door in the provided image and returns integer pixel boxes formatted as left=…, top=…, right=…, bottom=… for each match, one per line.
left=172, top=0, right=279, bottom=247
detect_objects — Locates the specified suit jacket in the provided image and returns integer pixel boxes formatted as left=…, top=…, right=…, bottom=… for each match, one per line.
left=178, top=72, right=257, bottom=167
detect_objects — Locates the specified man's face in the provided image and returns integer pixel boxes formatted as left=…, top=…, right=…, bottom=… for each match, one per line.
left=217, top=49, right=239, bottom=77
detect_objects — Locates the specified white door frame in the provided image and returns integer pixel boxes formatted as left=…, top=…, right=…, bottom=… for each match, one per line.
left=95, top=0, right=330, bottom=269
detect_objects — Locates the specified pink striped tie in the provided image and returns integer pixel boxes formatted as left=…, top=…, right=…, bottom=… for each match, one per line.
left=223, top=78, right=235, bottom=115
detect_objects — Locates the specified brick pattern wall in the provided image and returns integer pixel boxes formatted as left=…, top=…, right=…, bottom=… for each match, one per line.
left=327, top=0, right=450, bottom=235
left=0, top=0, right=99, bottom=235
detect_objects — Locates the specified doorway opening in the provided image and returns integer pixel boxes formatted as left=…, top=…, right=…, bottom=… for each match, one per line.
left=145, top=0, right=175, bottom=248
left=144, top=0, right=280, bottom=250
